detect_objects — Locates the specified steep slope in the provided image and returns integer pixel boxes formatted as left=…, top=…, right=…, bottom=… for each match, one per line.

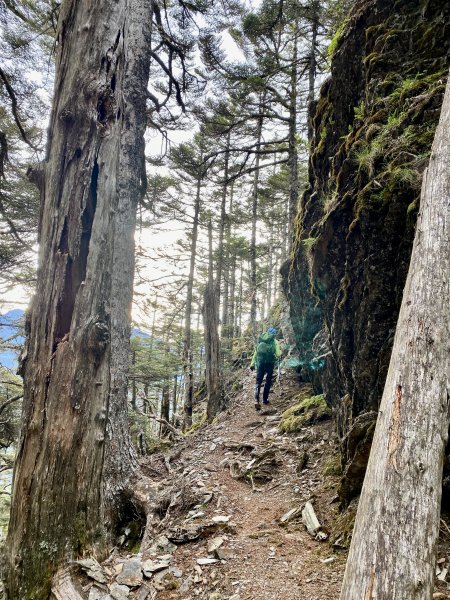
left=284, top=0, right=450, bottom=503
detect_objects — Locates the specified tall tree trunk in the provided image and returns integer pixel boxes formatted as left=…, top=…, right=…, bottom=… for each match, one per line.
left=183, top=171, right=201, bottom=430
left=340, top=76, right=450, bottom=600
left=221, top=183, right=234, bottom=345
left=5, top=0, right=152, bottom=597
left=172, top=373, right=178, bottom=425
left=267, top=222, right=275, bottom=310
left=307, top=1, right=319, bottom=142
left=215, top=132, right=230, bottom=307
left=131, top=348, right=137, bottom=411
left=228, top=247, right=237, bottom=341
left=250, top=99, right=264, bottom=341
left=160, top=380, right=170, bottom=436
left=143, top=381, right=149, bottom=414
left=237, top=256, right=244, bottom=337
left=204, top=220, right=222, bottom=421
left=288, top=32, right=299, bottom=244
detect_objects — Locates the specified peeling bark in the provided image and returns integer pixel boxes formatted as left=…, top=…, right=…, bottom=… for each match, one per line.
left=5, top=0, right=152, bottom=597
left=340, top=74, right=450, bottom=600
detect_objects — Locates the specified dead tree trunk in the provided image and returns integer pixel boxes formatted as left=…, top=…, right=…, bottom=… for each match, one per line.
left=340, top=75, right=450, bottom=600
left=5, top=1, right=152, bottom=597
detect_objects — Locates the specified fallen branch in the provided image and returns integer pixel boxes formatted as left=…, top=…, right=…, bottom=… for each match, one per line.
left=136, top=409, right=183, bottom=438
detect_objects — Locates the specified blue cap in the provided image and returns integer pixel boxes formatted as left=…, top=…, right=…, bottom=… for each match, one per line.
left=267, top=327, right=277, bottom=335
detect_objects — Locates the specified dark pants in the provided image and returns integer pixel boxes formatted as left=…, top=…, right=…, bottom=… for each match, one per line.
left=255, top=362, right=274, bottom=404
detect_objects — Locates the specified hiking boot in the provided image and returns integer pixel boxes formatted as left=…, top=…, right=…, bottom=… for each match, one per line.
left=263, top=400, right=270, bottom=405
left=255, top=401, right=261, bottom=411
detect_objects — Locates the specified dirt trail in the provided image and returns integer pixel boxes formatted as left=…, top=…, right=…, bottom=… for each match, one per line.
left=79, top=368, right=450, bottom=600
left=141, top=370, right=347, bottom=600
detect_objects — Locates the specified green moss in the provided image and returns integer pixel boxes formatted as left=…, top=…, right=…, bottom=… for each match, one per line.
left=363, top=51, right=381, bottom=68
left=301, top=237, right=317, bottom=251
left=386, top=110, right=407, bottom=129
left=185, top=411, right=207, bottom=435
left=407, top=198, right=419, bottom=215
left=387, top=70, right=447, bottom=104
left=323, top=454, right=343, bottom=477
left=353, top=101, right=365, bottom=122
left=353, top=137, right=382, bottom=177
left=327, top=19, right=349, bottom=60
left=330, top=505, right=357, bottom=550
left=279, top=394, right=331, bottom=433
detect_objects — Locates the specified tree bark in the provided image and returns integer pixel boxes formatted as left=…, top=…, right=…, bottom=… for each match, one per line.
left=307, top=1, right=319, bottom=142
left=183, top=171, right=201, bottom=430
left=340, top=75, right=450, bottom=600
left=221, top=183, right=234, bottom=348
left=215, top=132, right=230, bottom=307
left=250, top=99, right=264, bottom=341
left=160, top=380, right=170, bottom=436
left=228, top=246, right=237, bottom=341
left=204, top=220, right=222, bottom=421
left=5, top=0, right=152, bottom=597
left=287, top=32, right=299, bottom=244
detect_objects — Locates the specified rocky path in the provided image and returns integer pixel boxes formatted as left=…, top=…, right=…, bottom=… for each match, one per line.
left=77, top=370, right=347, bottom=600
left=46, top=369, right=450, bottom=600
left=153, top=372, right=346, bottom=600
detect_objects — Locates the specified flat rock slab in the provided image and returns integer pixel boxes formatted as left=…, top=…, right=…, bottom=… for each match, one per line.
left=197, top=557, right=220, bottom=565
left=76, top=558, right=107, bottom=584
left=142, top=558, right=171, bottom=577
left=207, top=536, right=224, bottom=553
left=280, top=507, right=302, bottom=524
left=211, top=515, right=230, bottom=524
left=88, top=588, right=112, bottom=600
left=109, top=583, right=130, bottom=600
left=116, top=560, right=143, bottom=587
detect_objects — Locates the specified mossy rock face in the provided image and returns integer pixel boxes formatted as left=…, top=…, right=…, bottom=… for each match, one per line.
left=323, top=453, right=343, bottom=477
left=185, top=411, right=207, bottom=435
left=283, top=0, right=450, bottom=503
left=279, top=394, right=331, bottom=433
left=330, top=501, right=357, bottom=550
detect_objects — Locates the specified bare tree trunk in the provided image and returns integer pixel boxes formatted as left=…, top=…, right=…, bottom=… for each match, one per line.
left=340, top=75, right=450, bottom=600
left=131, top=348, right=137, bottom=411
left=228, top=247, right=237, bottom=341
left=288, top=32, right=299, bottom=244
left=267, top=223, right=274, bottom=313
left=221, top=183, right=234, bottom=349
left=143, top=382, right=149, bottom=414
left=172, top=373, right=178, bottom=425
left=307, top=1, right=319, bottom=142
left=160, top=380, right=170, bottom=436
left=183, top=172, right=201, bottom=430
left=215, top=132, right=230, bottom=307
left=5, top=0, right=152, bottom=597
left=237, top=256, right=244, bottom=337
left=250, top=100, right=264, bottom=341
left=204, top=220, right=222, bottom=421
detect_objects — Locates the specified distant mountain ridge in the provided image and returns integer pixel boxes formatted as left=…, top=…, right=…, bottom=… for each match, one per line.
left=0, top=309, right=149, bottom=371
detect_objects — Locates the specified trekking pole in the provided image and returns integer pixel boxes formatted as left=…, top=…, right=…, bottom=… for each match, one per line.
left=277, top=359, right=281, bottom=388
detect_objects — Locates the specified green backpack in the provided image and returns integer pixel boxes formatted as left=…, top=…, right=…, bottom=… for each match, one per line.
left=256, top=332, right=276, bottom=365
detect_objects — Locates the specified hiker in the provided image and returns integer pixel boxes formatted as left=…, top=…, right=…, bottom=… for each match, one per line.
left=250, top=326, right=282, bottom=410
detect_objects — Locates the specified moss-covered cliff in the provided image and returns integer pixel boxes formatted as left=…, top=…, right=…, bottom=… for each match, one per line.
left=284, top=0, right=450, bottom=504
